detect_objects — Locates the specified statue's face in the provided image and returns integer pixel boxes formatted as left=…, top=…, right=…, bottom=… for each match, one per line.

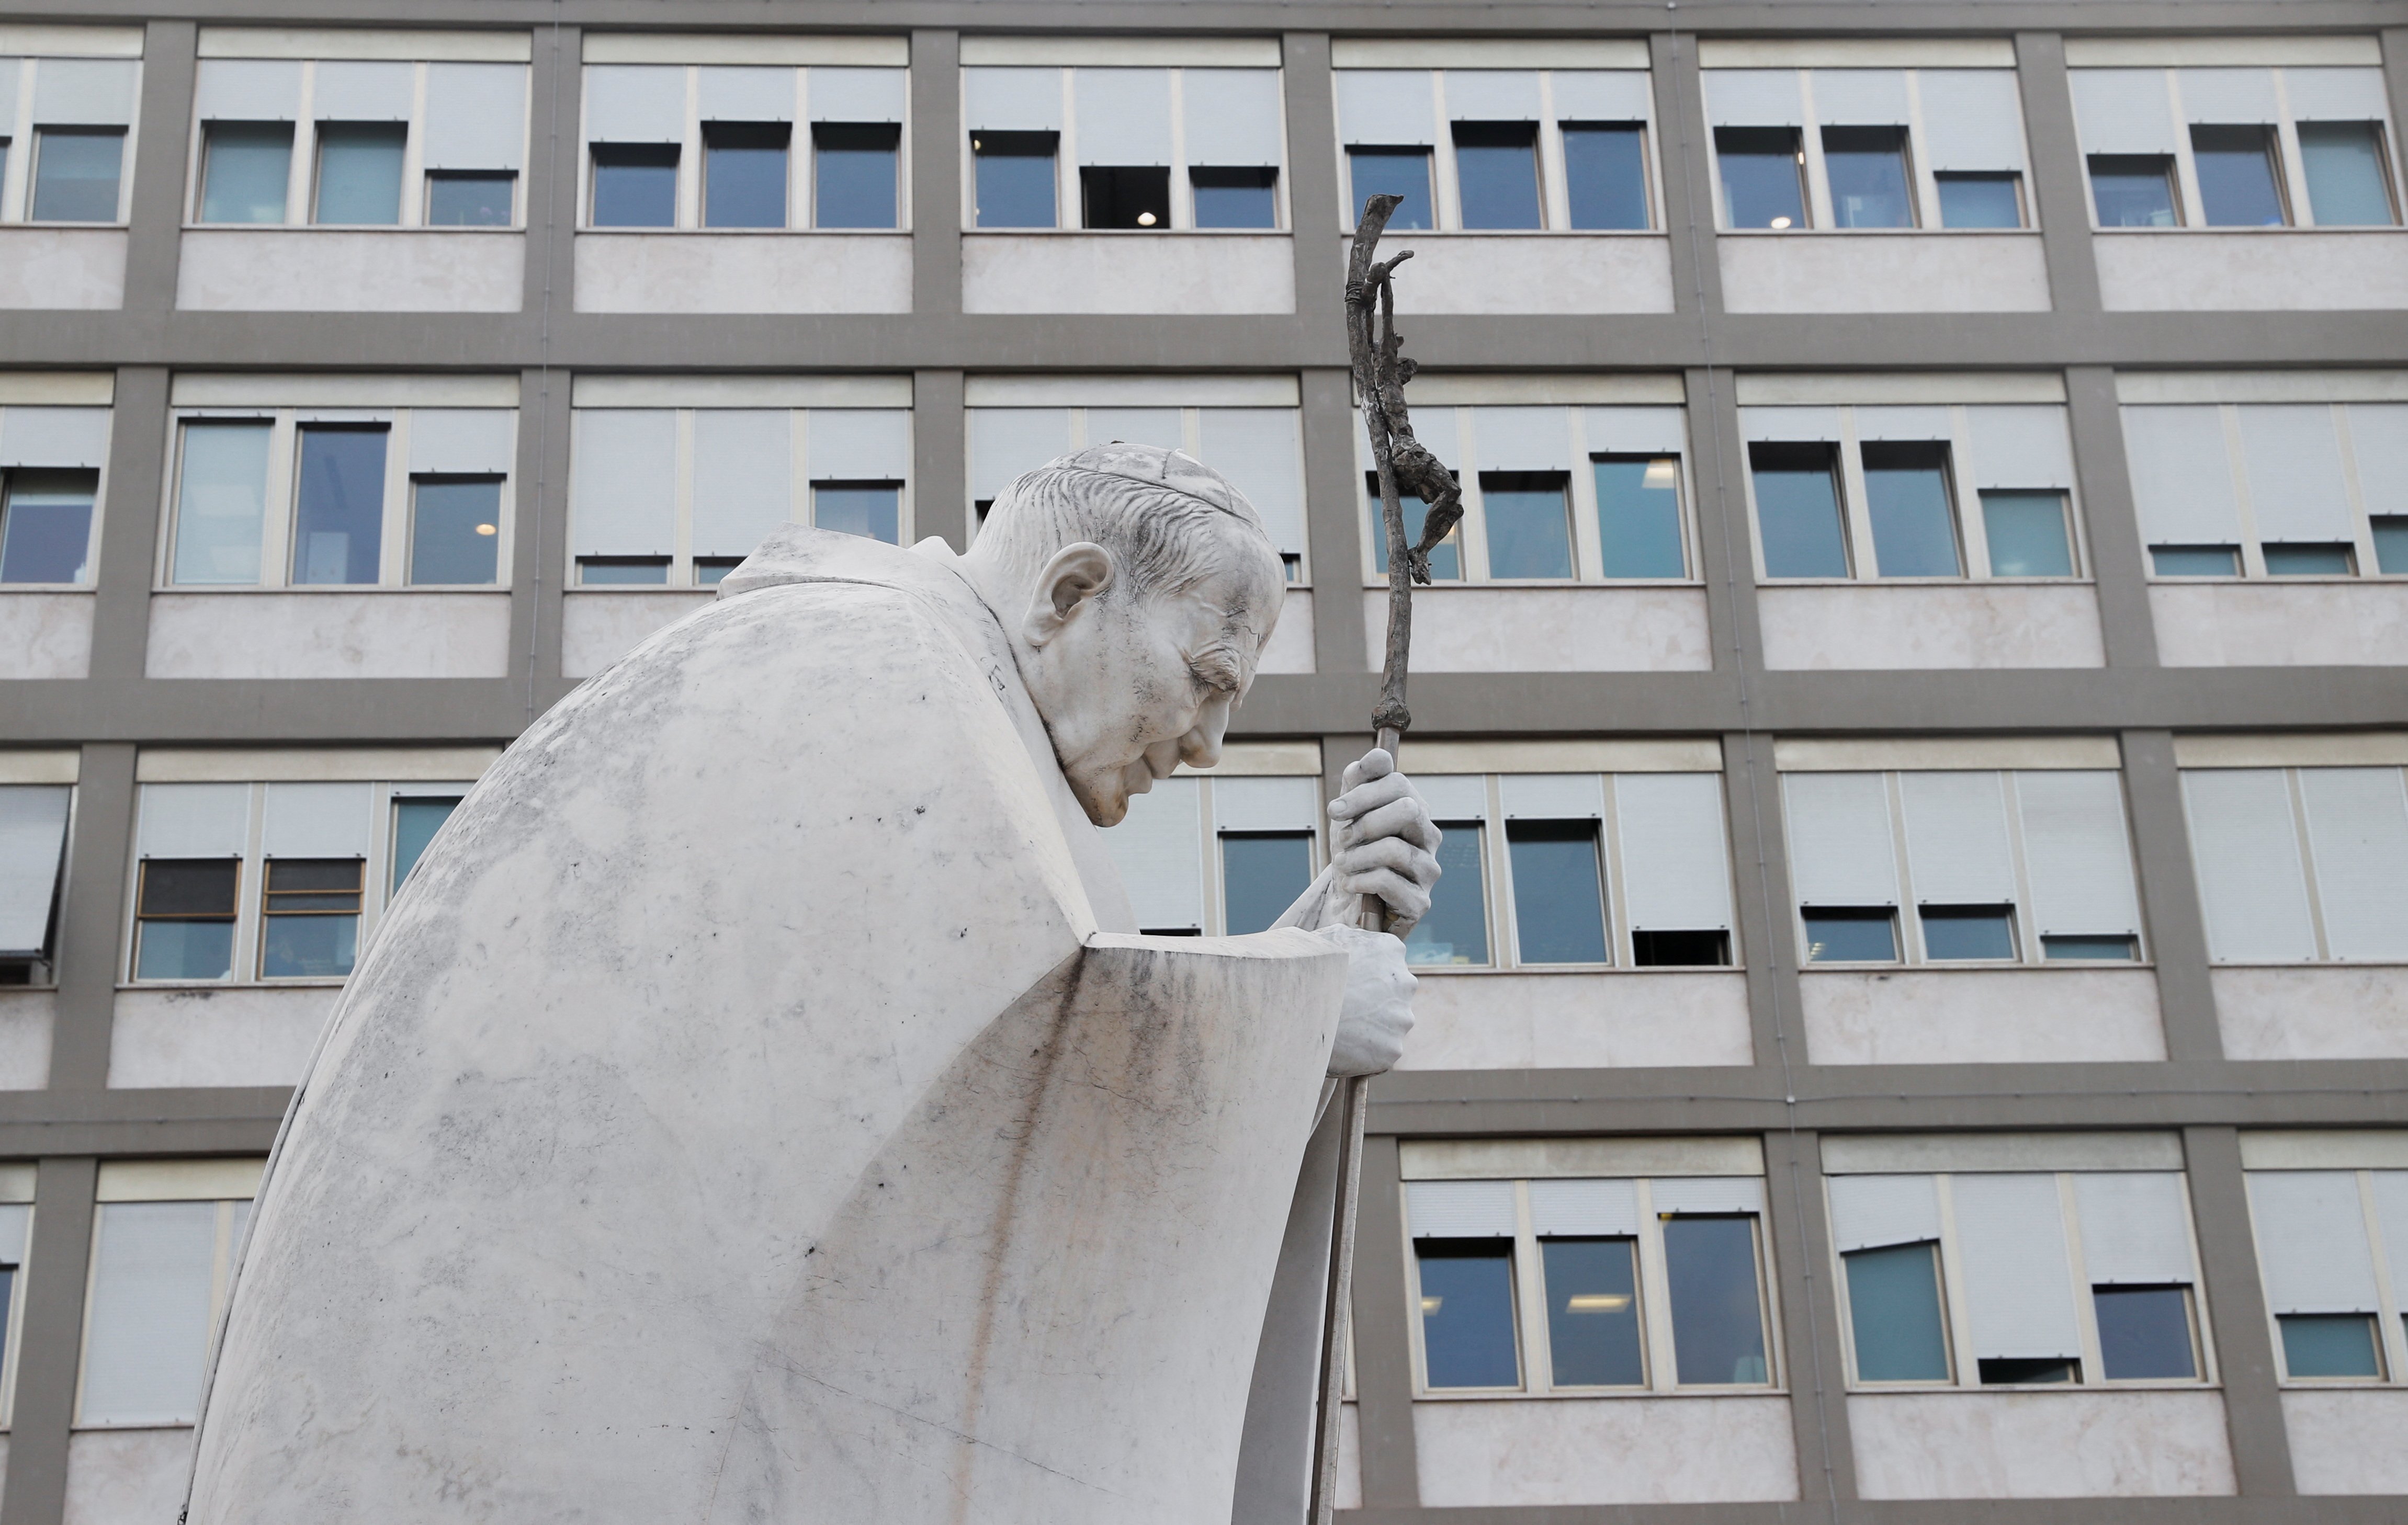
left=1036, top=563, right=1281, bottom=827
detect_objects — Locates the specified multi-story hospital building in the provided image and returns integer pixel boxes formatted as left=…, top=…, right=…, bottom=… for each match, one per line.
left=1, top=1, right=2405, bottom=1519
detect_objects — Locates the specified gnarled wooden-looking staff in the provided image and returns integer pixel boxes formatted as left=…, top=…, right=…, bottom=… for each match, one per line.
left=1307, top=192, right=1463, bottom=1525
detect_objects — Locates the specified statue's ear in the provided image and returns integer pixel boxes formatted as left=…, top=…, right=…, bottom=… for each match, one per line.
left=1024, top=542, right=1114, bottom=644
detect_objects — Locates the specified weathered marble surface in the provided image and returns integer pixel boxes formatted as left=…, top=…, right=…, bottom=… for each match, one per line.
left=2214, top=965, right=2408, bottom=1059
left=1801, top=969, right=2166, bottom=1065
left=2283, top=1389, right=2408, bottom=1494
left=1720, top=232, right=2051, bottom=313
left=145, top=592, right=512, bottom=679
left=175, top=229, right=524, bottom=312
left=107, top=987, right=333, bottom=1089
left=0, top=591, right=94, bottom=680
left=1415, top=1396, right=1799, bottom=1505
left=1849, top=1391, right=2234, bottom=1498
left=1398, top=971, right=1751, bottom=1069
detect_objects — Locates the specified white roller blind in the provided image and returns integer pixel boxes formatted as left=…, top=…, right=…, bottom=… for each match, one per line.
left=699, top=66, right=793, bottom=123
left=2249, top=1171, right=2380, bottom=1314
left=691, top=410, right=792, bottom=559
left=810, top=67, right=905, bottom=125
left=1616, top=773, right=1733, bottom=934
left=1705, top=70, right=1803, bottom=128
left=2347, top=404, right=2408, bottom=520
left=2071, top=69, right=2178, bottom=155
left=408, top=409, right=514, bottom=476
left=1531, top=1178, right=1637, bottom=1237
left=424, top=63, right=526, bottom=170
left=1407, top=1179, right=1516, bottom=1237
left=570, top=409, right=676, bottom=557
left=1182, top=69, right=1282, bottom=166
left=1966, top=406, right=2073, bottom=490
left=1586, top=406, right=1687, bottom=456
left=1084, top=408, right=1182, bottom=450
left=1952, top=1173, right=2082, bottom=1360
left=196, top=58, right=301, bottom=122
left=2184, top=769, right=2317, bottom=961
left=1444, top=70, right=1541, bottom=122
left=1650, top=1177, right=1764, bottom=1215
left=2372, top=1173, right=2408, bottom=1308
left=965, top=67, right=1062, bottom=133
left=1500, top=774, right=1603, bottom=820
left=2237, top=405, right=2354, bottom=543
left=1103, top=777, right=1203, bottom=932
left=585, top=64, right=685, bottom=143
left=1784, top=772, right=1900, bottom=906
left=77, top=1201, right=219, bottom=1426
left=0, top=1204, right=27, bottom=1264
left=2178, top=67, right=2278, bottom=125
left=1406, top=405, right=1461, bottom=470
left=1070, top=68, right=1166, bottom=169
left=313, top=60, right=412, bottom=122
left=1740, top=406, right=1841, bottom=443
left=1196, top=408, right=1303, bottom=556
left=1918, top=70, right=2026, bottom=172
left=1213, top=776, right=1318, bottom=833
left=1811, top=69, right=1909, bottom=127
left=138, top=783, right=249, bottom=859
left=2016, top=770, right=2141, bottom=938
left=810, top=408, right=910, bottom=482
left=1336, top=70, right=1434, bottom=145
left=2075, top=1173, right=2196, bottom=1286
left=31, top=58, right=135, bottom=126
left=0, top=787, right=69, bottom=958
left=1471, top=406, right=1572, bottom=472
left=1550, top=71, right=1652, bottom=123
left=263, top=782, right=370, bottom=858
left=1417, top=775, right=1488, bottom=821
left=969, top=408, right=1070, bottom=503
left=1901, top=771, right=2016, bottom=906
left=0, top=59, right=18, bottom=131
left=1853, top=406, right=1952, bottom=442
left=2299, top=767, right=2408, bottom=961
left=2121, top=406, right=2242, bottom=546
left=1828, top=1173, right=1941, bottom=1253
left=2285, top=67, right=2391, bottom=123
left=0, top=406, right=110, bottom=469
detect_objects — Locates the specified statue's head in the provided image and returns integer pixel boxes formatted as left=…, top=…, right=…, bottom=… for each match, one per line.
left=962, top=442, right=1287, bottom=827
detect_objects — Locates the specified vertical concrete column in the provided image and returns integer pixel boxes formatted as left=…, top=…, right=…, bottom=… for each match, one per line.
left=2183, top=1125, right=2297, bottom=1496
left=520, top=22, right=581, bottom=322
left=1300, top=368, right=1368, bottom=677
left=910, top=30, right=962, bottom=318
left=913, top=369, right=968, bottom=551
left=511, top=365, right=572, bottom=709
left=84, top=368, right=167, bottom=683
left=47, top=746, right=135, bottom=1093
left=2014, top=33, right=2104, bottom=313
left=120, top=21, right=195, bottom=315
left=0, top=1156, right=99, bottom=1525
left=1686, top=365, right=1765, bottom=680
left=2062, top=365, right=2160, bottom=668
left=1281, top=33, right=1339, bottom=329
left=1349, top=1133, right=1419, bottom=1508
left=1724, top=732, right=1805, bottom=1074
left=2121, top=728, right=2223, bottom=1063
left=2380, top=31, right=2408, bottom=188
left=1763, top=1129, right=1860, bottom=1508
left=1652, top=32, right=1726, bottom=316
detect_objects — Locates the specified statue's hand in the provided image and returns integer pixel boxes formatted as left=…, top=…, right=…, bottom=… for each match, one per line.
left=1325, top=748, right=1442, bottom=936
left=1318, top=925, right=1416, bottom=1078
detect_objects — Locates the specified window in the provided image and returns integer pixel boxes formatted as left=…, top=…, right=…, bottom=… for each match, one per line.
left=0, top=786, right=72, bottom=986
left=968, top=390, right=1308, bottom=577
left=1830, top=1160, right=2208, bottom=1390
left=1362, top=400, right=1695, bottom=584
left=703, top=122, right=789, bottom=227
left=1337, top=66, right=1655, bottom=232
left=591, top=143, right=678, bottom=226
left=2181, top=762, right=2408, bottom=964
left=1403, top=1163, right=1777, bottom=1395
left=129, top=776, right=479, bottom=984
left=2071, top=63, right=2401, bottom=229
left=76, top=1161, right=260, bottom=1427
left=1704, top=68, right=2031, bottom=232
left=0, top=56, right=138, bottom=225
left=1745, top=400, right=2084, bottom=582
left=2243, top=1162, right=2408, bottom=1384
left=30, top=128, right=125, bottom=222
left=813, top=122, right=900, bottom=227
left=193, top=53, right=527, bottom=230
left=2122, top=395, right=2407, bottom=580
left=1, top=462, right=102, bottom=585
left=165, top=391, right=517, bottom=589
left=1783, top=764, right=2144, bottom=966
left=1096, top=771, right=1320, bottom=937
left=1397, top=769, right=1736, bottom=971
left=965, top=63, right=1284, bottom=233
left=571, top=382, right=912, bottom=587
left=0, top=1190, right=28, bottom=1423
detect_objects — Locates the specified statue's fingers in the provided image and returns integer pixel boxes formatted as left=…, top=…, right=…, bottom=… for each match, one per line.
left=1338, top=866, right=1432, bottom=925
left=1328, top=768, right=1416, bottom=821
left=1338, top=746, right=1395, bottom=795
left=1345, top=797, right=1441, bottom=851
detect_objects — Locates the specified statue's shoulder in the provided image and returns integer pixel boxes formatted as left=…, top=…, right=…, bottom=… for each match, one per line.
left=715, top=527, right=970, bottom=608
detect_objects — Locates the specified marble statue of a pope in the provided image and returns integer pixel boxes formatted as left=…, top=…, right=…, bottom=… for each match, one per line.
left=183, top=443, right=1442, bottom=1525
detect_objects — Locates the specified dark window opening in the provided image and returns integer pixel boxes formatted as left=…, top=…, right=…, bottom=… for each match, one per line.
left=2042, top=934, right=2139, bottom=962
left=1452, top=120, right=1542, bottom=229
left=2095, top=1285, right=2197, bottom=1380
left=408, top=476, right=502, bottom=586
left=577, top=555, right=670, bottom=585
left=0, top=469, right=97, bottom=584
left=703, top=121, right=790, bottom=229
left=1081, top=164, right=1172, bottom=229
left=1750, top=441, right=1848, bottom=578
left=814, top=121, right=899, bottom=228
left=591, top=143, right=679, bottom=227
left=1478, top=470, right=1575, bottom=580
left=1191, top=165, right=1278, bottom=229
left=1861, top=440, right=1961, bottom=578
left=2263, top=542, right=2354, bottom=576
left=1978, top=1356, right=2079, bottom=1385
left=2191, top=123, right=2287, bottom=227
left=1563, top=123, right=1648, bottom=230
left=1506, top=820, right=1608, bottom=964
left=1541, top=1237, right=1644, bottom=1386
left=1347, top=147, right=1433, bottom=230
left=1416, top=1236, right=1520, bottom=1389
left=2088, top=154, right=2178, bottom=227
left=971, top=130, right=1059, bottom=227
left=1633, top=929, right=1731, bottom=966
left=1822, top=124, right=1915, bottom=228
left=1715, top=126, right=1805, bottom=229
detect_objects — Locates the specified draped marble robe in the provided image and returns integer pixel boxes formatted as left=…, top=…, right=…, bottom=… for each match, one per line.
left=184, top=528, right=1351, bottom=1525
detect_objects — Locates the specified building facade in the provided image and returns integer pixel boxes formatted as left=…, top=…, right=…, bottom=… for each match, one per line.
left=2, top=1, right=2407, bottom=1520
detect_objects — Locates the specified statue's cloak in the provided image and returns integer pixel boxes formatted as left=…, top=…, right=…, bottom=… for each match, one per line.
left=184, top=530, right=1349, bottom=1525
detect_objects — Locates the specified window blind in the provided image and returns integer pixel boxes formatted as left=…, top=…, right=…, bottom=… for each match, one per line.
left=0, top=406, right=110, bottom=469
left=968, top=409, right=1070, bottom=504
left=809, top=408, right=911, bottom=482
left=1181, top=69, right=1282, bottom=167
left=2237, top=405, right=2355, bottom=544
left=2177, top=66, right=2278, bottom=125
left=2284, top=67, right=2391, bottom=123
left=1650, top=1177, right=1765, bottom=1215
left=1952, top=1173, right=2082, bottom=1360
left=584, top=64, right=685, bottom=143
left=2249, top=1171, right=2381, bottom=1314
left=1917, top=70, right=2026, bottom=172
left=1416, top=775, right=1489, bottom=821
left=2074, top=1173, right=2195, bottom=1285
left=1101, top=776, right=1203, bottom=932
left=1213, top=777, right=1319, bottom=833
left=77, top=1201, right=219, bottom=1426
left=2298, top=768, right=2408, bottom=961
left=1085, top=408, right=1181, bottom=451
left=698, top=65, right=793, bottom=123
left=1471, top=406, right=1572, bottom=472
left=2121, top=406, right=2242, bottom=547
left=1196, top=409, right=1303, bottom=555
left=1530, top=1177, right=1637, bottom=1237
left=1407, top=1178, right=1516, bottom=1237
left=1443, top=70, right=1541, bottom=122
left=0, top=57, right=17, bottom=128
left=0, top=787, right=70, bottom=958
left=1551, top=71, right=1652, bottom=122
left=1965, top=406, right=2074, bottom=491
left=1811, top=68, right=1909, bottom=127
left=1827, top=1173, right=1941, bottom=1254
left=964, top=67, right=1062, bottom=133
left=1853, top=406, right=1953, bottom=443
left=2015, top=770, right=2142, bottom=938
left=1704, top=69, right=1803, bottom=128
left=424, top=62, right=527, bottom=170
left=691, top=410, right=792, bottom=559
left=1900, top=770, right=2017, bottom=906
left=2372, top=1172, right=2408, bottom=1308
left=2348, top=404, right=2408, bottom=520
left=313, top=60, right=412, bottom=122
left=2070, top=68, right=2178, bottom=155
left=1336, top=69, right=1435, bottom=145
left=807, top=67, right=902, bottom=125
left=31, top=58, right=136, bottom=126
left=570, top=409, right=676, bottom=556
left=195, top=58, right=301, bottom=122
left=1739, top=406, right=1841, bottom=444
left=408, top=408, right=515, bottom=476
left=2183, top=769, right=2318, bottom=961
left=1617, top=772, right=1734, bottom=934
left=1784, top=772, right=1900, bottom=906
left=1586, top=405, right=1687, bottom=457
left=1073, top=69, right=1172, bottom=166
left=1500, top=773, right=1604, bottom=820
left=137, top=782, right=250, bottom=859
left=262, top=782, right=370, bottom=858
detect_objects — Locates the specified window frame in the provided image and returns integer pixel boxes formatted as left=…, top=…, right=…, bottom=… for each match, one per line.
left=0, top=429, right=110, bottom=589
left=1404, top=1173, right=1783, bottom=1398
left=1829, top=1168, right=2217, bottom=1393
left=2244, top=1166, right=2408, bottom=1387
left=73, top=1164, right=260, bottom=1430
left=0, top=54, right=141, bottom=226
left=1093, top=771, right=1326, bottom=938
left=0, top=1191, right=32, bottom=1430
left=2126, top=399, right=2402, bottom=583
left=2179, top=761, right=2408, bottom=966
